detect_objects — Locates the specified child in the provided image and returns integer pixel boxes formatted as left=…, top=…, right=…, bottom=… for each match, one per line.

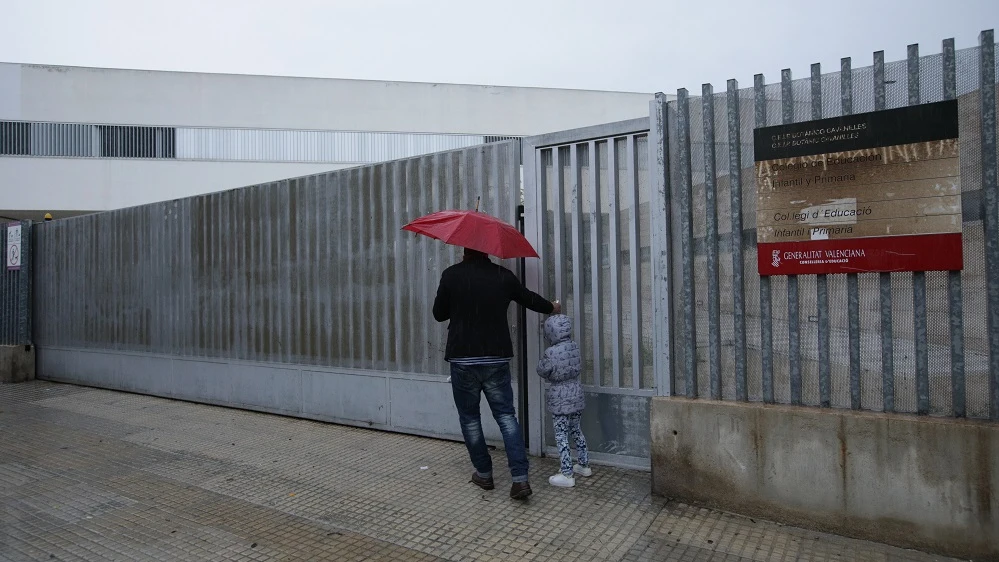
left=537, top=314, right=592, bottom=487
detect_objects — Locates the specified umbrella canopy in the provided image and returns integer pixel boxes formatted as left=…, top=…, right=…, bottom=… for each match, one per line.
left=402, top=210, right=539, bottom=259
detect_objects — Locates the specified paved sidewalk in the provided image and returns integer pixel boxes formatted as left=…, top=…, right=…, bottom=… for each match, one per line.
left=1, top=381, right=960, bottom=562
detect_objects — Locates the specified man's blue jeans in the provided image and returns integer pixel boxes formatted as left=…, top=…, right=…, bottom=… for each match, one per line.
left=449, top=362, right=529, bottom=483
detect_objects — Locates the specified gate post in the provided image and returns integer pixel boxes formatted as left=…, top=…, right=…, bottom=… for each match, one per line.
left=521, top=140, right=545, bottom=456
left=649, top=93, right=674, bottom=396
left=1, top=219, right=34, bottom=383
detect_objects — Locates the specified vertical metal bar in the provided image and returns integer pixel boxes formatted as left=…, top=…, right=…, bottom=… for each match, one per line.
left=812, top=62, right=832, bottom=408
left=381, top=163, right=393, bottom=369
left=244, top=193, right=254, bottom=360
left=509, top=142, right=528, bottom=439
left=4, top=224, right=12, bottom=342
left=570, top=145, right=584, bottom=360
left=627, top=135, right=643, bottom=390
left=224, top=186, right=235, bottom=358
left=281, top=183, right=294, bottom=364
left=874, top=50, right=895, bottom=413
left=651, top=92, right=674, bottom=396
left=588, top=140, right=603, bottom=387
left=332, top=172, right=344, bottom=366
left=260, top=187, right=272, bottom=359
left=677, top=88, right=697, bottom=397
left=292, top=182, right=306, bottom=363
left=728, top=80, right=748, bottom=402
left=552, top=148, right=566, bottom=304
left=907, top=43, right=930, bottom=415
left=412, top=155, right=425, bottom=373
left=702, top=84, right=722, bottom=400
left=314, top=175, right=326, bottom=366
left=368, top=166, right=379, bottom=368
left=348, top=170, right=358, bottom=367
left=114, top=209, right=122, bottom=351
left=218, top=192, right=227, bottom=357
left=393, top=161, right=406, bottom=371
left=236, top=189, right=247, bottom=360
left=980, top=30, right=999, bottom=421
left=24, top=221, right=31, bottom=346
left=781, top=69, right=802, bottom=405
left=755, top=74, right=774, bottom=403
left=841, top=57, right=861, bottom=410
left=608, top=135, right=623, bottom=389
left=19, top=221, right=31, bottom=346
left=2, top=226, right=7, bottom=343
left=526, top=142, right=545, bottom=455
left=2, top=227, right=6, bottom=343
left=425, top=155, right=439, bottom=373
left=941, top=38, right=966, bottom=417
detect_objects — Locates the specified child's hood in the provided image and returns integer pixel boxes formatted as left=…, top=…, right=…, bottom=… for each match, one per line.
left=543, top=314, right=573, bottom=345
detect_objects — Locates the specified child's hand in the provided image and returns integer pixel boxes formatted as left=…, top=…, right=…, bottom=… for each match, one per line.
left=551, top=300, right=561, bottom=314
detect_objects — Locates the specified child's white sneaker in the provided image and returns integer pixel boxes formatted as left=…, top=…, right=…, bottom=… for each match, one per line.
left=548, top=473, right=575, bottom=487
left=573, top=464, right=593, bottom=477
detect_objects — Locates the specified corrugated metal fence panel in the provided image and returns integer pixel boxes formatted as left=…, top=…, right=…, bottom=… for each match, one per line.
left=665, top=38, right=999, bottom=420
left=0, top=220, right=31, bottom=346
left=33, top=140, right=523, bottom=379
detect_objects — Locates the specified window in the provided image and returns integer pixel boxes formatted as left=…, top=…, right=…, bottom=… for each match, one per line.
left=0, top=122, right=31, bottom=155
left=97, top=125, right=176, bottom=158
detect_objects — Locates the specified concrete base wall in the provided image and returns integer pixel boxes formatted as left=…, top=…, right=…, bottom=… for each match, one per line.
left=0, top=345, right=35, bottom=383
left=651, top=398, right=999, bottom=561
left=36, top=346, right=511, bottom=447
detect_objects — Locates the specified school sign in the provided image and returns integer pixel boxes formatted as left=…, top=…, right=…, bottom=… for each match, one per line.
left=754, top=100, right=961, bottom=275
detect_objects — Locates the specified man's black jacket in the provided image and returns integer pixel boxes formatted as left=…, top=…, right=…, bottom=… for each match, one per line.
left=433, top=256, right=554, bottom=361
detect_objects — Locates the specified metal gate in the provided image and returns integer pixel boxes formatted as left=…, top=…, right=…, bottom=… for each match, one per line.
left=523, top=118, right=665, bottom=469
left=32, top=141, right=524, bottom=444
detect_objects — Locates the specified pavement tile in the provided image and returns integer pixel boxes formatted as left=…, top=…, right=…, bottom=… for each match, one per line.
left=0, top=381, right=961, bottom=562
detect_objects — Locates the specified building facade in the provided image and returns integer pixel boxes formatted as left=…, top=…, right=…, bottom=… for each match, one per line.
left=0, top=63, right=651, bottom=219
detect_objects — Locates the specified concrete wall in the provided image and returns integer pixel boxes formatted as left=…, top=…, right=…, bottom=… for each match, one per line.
left=651, top=397, right=999, bottom=561
left=0, top=63, right=651, bottom=135
left=0, top=345, right=35, bottom=383
left=37, top=347, right=511, bottom=446
left=0, top=157, right=350, bottom=213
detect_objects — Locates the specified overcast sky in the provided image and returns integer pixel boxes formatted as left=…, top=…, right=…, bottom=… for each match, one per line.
left=0, top=0, right=995, bottom=93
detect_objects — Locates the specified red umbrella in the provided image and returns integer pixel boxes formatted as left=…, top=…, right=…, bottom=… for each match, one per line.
left=402, top=208, right=539, bottom=259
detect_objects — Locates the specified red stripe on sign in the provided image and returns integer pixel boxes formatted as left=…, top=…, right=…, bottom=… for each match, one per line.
left=758, top=233, right=963, bottom=275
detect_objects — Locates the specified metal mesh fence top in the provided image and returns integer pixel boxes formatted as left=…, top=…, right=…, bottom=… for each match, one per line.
left=664, top=37, right=999, bottom=420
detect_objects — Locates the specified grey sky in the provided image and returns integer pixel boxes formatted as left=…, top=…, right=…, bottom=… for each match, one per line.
left=0, top=0, right=995, bottom=93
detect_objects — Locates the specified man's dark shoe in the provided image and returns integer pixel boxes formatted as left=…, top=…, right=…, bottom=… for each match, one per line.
left=510, top=481, right=532, bottom=500
left=470, top=473, right=494, bottom=490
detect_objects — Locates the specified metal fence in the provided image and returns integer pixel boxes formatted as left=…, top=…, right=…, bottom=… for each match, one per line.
left=33, top=141, right=522, bottom=377
left=653, top=31, right=999, bottom=420
left=0, top=220, right=31, bottom=347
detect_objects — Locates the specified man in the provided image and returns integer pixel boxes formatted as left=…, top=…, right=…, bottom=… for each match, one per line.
left=433, top=247, right=560, bottom=500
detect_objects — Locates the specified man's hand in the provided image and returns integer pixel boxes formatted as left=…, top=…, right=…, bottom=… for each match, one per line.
left=551, top=300, right=561, bottom=314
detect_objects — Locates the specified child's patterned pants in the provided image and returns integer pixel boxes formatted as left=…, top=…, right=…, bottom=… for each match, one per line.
left=553, top=412, right=589, bottom=476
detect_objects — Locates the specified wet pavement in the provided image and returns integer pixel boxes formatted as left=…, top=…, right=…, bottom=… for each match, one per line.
left=0, top=381, right=961, bottom=561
